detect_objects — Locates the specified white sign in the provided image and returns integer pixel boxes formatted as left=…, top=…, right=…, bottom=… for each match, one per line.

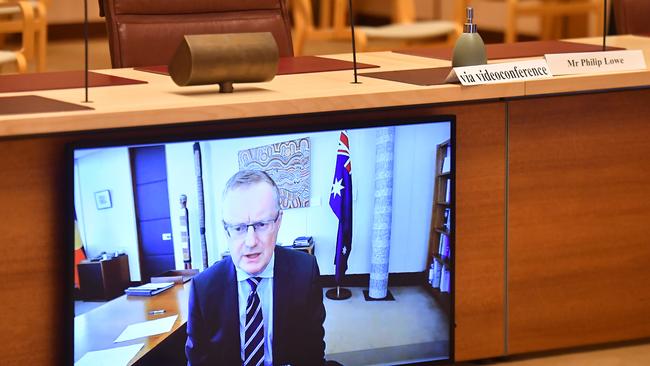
left=545, top=50, right=647, bottom=75
left=114, top=315, right=178, bottom=343
left=75, top=344, right=144, bottom=366
left=446, top=59, right=552, bottom=86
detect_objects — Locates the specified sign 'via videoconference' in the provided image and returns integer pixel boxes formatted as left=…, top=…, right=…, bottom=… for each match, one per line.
left=446, top=59, right=552, bottom=85
left=447, top=50, right=647, bottom=86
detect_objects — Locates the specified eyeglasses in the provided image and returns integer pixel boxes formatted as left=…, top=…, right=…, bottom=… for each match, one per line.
left=223, top=211, right=281, bottom=239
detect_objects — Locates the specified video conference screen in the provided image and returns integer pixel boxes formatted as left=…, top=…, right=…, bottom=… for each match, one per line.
left=71, top=117, right=454, bottom=366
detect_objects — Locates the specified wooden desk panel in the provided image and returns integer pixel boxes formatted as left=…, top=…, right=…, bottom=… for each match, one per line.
left=507, top=88, right=650, bottom=354
left=439, top=102, right=507, bottom=361
left=0, top=101, right=508, bottom=364
left=0, top=135, right=68, bottom=365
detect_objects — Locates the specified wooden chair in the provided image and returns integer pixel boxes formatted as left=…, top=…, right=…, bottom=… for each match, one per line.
left=291, top=0, right=466, bottom=55
left=0, top=0, right=34, bottom=73
left=29, top=0, right=46, bottom=71
left=0, top=0, right=46, bottom=71
left=480, top=0, right=604, bottom=43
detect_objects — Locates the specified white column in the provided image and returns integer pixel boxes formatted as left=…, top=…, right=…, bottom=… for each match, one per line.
left=369, top=127, right=395, bottom=299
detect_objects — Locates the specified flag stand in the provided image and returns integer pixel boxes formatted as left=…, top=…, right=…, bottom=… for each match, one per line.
left=326, top=286, right=351, bottom=300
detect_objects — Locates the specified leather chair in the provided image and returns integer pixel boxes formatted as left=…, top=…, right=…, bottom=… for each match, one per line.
left=613, top=0, right=650, bottom=35
left=100, top=0, right=294, bottom=68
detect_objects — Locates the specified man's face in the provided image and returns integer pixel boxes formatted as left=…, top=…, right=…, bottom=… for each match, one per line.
left=222, top=181, right=282, bottom=275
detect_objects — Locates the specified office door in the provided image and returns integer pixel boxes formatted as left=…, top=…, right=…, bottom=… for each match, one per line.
left=130, top=146, right=175, bottom=283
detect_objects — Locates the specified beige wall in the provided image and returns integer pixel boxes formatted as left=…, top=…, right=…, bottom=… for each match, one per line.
left=47, top=0, right=536, bottom=33
left=352, top=0, right=540, bottom=34
left=438, top=0, right=541, bottom=35
left=48, top=0, right=103, bottom=24
left=49, top=0, right=601, bottom=38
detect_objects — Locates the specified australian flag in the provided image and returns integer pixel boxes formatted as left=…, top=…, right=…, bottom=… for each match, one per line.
left=329, top=131, right=353, bottom=284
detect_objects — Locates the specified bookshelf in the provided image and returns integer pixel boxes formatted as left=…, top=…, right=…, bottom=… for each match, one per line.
left=427, top=139, right=452, bottom=312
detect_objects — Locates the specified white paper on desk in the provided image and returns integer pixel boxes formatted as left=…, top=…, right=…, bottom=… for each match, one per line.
left=114, top=315, right=178, bottom=343
left=75, top=343, right=144, bottom=366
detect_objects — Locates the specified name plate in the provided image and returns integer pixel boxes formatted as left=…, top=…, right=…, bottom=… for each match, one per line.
left=446, top=59, right=552, bottom=86
left=545, top=50, right=647, bottom=75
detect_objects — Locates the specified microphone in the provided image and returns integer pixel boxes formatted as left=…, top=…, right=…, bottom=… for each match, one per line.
left=347, top=0, right=360, bottom=84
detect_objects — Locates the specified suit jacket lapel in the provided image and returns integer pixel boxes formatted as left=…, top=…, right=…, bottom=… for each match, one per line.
left=224, top=258, right=241, bottom=362
left=273, top=246, right=291, bottom=362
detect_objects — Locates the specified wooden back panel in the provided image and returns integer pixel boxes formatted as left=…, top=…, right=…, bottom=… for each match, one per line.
left=0, top=135, right=68, bottom=364
left=507, top=88, right=650, bottom=354
left=436, top=102, right=507, bottom=361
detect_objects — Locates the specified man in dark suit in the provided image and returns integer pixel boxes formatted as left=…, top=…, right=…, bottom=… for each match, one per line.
left=186, top=170, right=325, bottom=366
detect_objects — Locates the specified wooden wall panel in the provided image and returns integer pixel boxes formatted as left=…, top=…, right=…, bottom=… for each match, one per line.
left=507, top=89, right=650, bottom=354
left=0, top=136, right=68, bottom=365
left=436, top=102, right=507, bottom=361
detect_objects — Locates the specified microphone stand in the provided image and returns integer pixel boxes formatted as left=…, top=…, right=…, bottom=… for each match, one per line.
left=83, top=0, right=90, bottom=103
left=348, top=0, right=360, bottom=84
left=602, top=0, right=607, bottom=51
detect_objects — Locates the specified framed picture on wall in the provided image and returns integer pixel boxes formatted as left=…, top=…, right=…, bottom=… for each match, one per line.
left=94, top=190, right=112, bottom=210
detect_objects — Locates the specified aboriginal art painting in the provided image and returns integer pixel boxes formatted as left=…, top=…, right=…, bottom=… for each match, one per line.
left=238, top=138, right=311, bottom=209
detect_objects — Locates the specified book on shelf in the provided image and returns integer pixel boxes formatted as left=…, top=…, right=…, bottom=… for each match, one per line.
left=445, top=179, right=451, bottom=203
left=125, top=282, right=174, bottom=296
left=444, top=267, right=451, bottom=293
left=441, top=145, right=451, bottom=173
left=440, top=265, right=450, bottom=293
left=440, top=234, right=450, bottom=260
left=443, top=208, right=451, bottom=231
left=432, top=260, right=442, bottom=289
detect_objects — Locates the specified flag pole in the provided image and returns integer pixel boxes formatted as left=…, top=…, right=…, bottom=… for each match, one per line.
left=326, top=130, right=354, bottom=301
left=348, top=0, right=360, bottom=84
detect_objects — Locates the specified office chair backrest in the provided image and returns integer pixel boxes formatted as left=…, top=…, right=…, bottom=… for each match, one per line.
left=101, top=0, right=294, bottom=68
left=613, top=0, right=650, bottom=35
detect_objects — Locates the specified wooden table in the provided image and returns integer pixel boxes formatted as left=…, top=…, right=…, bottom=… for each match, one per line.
left=74, top=283, right=190, bottom=365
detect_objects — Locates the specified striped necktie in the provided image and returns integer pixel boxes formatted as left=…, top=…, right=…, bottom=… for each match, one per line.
left=243, top=277, right=264, bottom=366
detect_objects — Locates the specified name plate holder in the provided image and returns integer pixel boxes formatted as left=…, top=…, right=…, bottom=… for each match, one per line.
left=545, top=50, right=647, bottom=76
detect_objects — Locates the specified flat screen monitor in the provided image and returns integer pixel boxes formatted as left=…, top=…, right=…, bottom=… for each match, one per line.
left=69, top=113, right=455, bottom=366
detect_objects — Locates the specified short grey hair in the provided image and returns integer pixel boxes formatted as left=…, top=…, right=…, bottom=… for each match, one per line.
left=222, top=170, right=281, bottom=210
